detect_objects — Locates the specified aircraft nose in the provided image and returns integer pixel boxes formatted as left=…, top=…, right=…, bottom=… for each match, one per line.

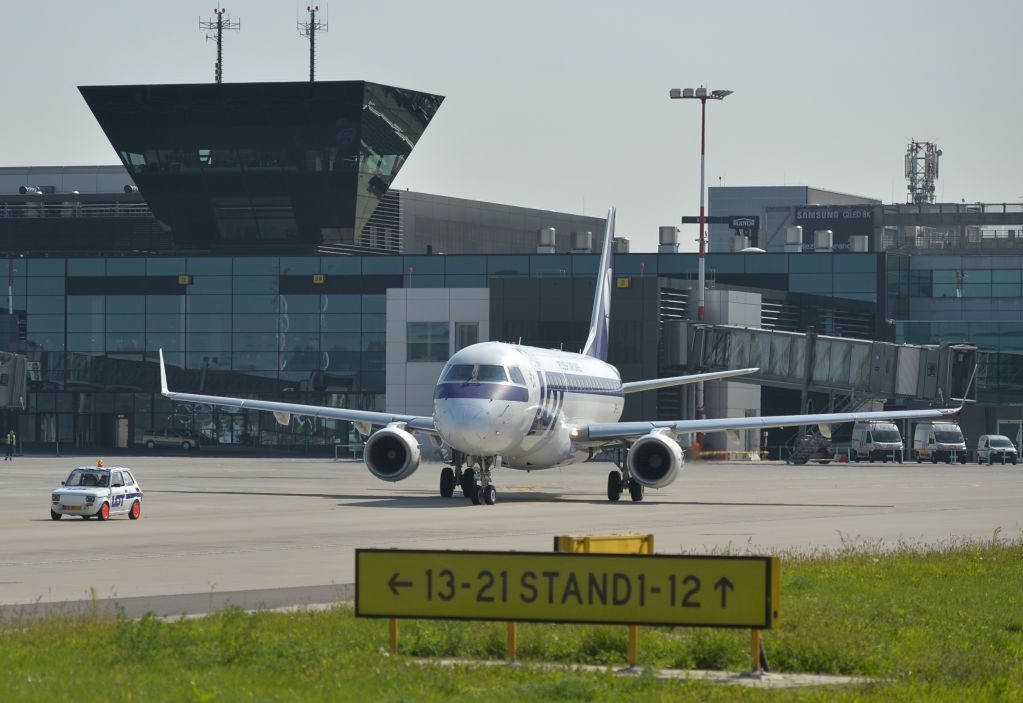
left=435, top=399, right=511, bottom=454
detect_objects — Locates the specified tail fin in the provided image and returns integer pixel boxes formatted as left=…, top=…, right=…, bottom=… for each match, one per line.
left=582, top=207, right=615, bottom=360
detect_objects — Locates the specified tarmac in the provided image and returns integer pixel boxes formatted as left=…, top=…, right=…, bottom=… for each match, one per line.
left=2, top=453, right=1020, bottom=617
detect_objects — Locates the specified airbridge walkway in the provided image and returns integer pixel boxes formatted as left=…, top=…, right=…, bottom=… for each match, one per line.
left=679, top=323, right=976, bottom=411
left=661, top=324, right=976, bottom=463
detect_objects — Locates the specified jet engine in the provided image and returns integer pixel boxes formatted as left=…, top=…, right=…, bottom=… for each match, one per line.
left=627, top=432, right=684, bottom=488
left=365, top=425, right=421, bottom=482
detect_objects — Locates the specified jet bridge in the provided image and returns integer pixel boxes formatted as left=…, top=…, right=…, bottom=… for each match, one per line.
left=677, top=323, right=976, bottom=409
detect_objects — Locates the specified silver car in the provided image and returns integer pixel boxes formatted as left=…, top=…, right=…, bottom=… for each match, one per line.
left=50, top=465, right=143, bottom=521
left=976, top=435, right=1019, bottom=465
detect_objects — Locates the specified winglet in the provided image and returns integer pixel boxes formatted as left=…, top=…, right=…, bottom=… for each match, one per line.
left=582, top=206, right=615, bottom=361
left=158, top=348, right=170, bottom=397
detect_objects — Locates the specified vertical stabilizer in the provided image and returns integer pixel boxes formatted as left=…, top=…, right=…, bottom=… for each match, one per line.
left=582, top=207, right=615, bottom=360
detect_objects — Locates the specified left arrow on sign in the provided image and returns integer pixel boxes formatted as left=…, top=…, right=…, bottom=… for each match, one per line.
left=388, top=572, right=413, bottom=596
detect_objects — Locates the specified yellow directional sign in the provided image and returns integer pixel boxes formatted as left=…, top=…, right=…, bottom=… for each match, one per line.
left=356, top=549, right=780, bottom=629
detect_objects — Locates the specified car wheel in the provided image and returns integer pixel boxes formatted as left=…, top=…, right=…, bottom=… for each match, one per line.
left=1012, top=456, right=1018, bottom=465
left=129, top=500, right=141, bottom=520
left=145, top=440, right=155, bottom=449
left=181, top=441, right=192, bottom=450
left=96, top=502, right=110, bottom=521
left=50, top=510, right=62, bottom=521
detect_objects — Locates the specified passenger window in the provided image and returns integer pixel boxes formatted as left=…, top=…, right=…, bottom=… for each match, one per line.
left=111, top=471, right=123, bottom=487
left=509, top=367, right=526, bottom=385
left=476, top=365, right=508, bottom=383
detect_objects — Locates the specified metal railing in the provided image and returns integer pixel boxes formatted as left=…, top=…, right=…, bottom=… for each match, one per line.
left=0, top=202, right=153, bottom=219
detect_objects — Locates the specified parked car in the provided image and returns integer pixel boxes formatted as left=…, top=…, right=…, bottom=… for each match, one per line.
left=913, top=422, right=967, bottom=464
left=143, top=429, right=198, bottom=450
left=975, top=434, right=1018, bottom=465
left=50, top=462, right=143, bottom=521
left=850, top=421, right=904, bottom=463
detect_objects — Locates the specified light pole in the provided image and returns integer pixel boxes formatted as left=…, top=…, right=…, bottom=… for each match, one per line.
left=669, top=87, right=732, bottom=321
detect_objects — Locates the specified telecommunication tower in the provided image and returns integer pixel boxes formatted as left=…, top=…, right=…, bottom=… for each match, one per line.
left=905, top=140, right=942, bottom=204
left=298, top=4, right=328, bottom=82
left=200, top=7, right=241, bottom=84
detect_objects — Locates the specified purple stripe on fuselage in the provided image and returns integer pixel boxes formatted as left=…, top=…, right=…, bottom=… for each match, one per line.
left=434, top=383, right=529, bottom=402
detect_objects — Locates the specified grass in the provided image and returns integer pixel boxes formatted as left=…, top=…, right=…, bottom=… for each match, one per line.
left=2, top=536, right=1022, bottom=701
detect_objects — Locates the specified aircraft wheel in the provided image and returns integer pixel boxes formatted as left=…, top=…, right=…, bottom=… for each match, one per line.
left=461, top=468, right=476, bottom=497
left=440, top=467, right=455, bottom=497
left=482, top=485, right=497, bottom=505
left=471, top=485, right=483, bottom=505
left=607, top=471, right=623, bottom=502
left=628, top=479, right=644, bottom=502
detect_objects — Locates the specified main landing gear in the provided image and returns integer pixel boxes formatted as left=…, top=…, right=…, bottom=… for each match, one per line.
left=440, top=452, right=499, bottom=506
left=605, top=446, right=643, bottom=502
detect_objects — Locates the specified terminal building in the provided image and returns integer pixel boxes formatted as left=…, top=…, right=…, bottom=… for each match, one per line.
left=0, top=79, right=1019, bottom=453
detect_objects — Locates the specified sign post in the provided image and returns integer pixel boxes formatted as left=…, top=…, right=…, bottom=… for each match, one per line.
left=554, top=534, right=654, bottom=666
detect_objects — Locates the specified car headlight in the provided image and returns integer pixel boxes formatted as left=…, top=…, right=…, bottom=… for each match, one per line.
left=51, top=494, right=60, bottom=502
left=85, top=495, right=96, bottom=504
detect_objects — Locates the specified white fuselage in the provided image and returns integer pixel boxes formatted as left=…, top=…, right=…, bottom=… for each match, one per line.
left=432, top=342, right=623, bottom=470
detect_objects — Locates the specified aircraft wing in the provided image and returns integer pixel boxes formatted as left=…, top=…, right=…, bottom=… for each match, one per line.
left=158, top=350, right=436, bottom=434
left=622, top=368, right=758, bottom=394
left=575, top=406, right=961, bottom=443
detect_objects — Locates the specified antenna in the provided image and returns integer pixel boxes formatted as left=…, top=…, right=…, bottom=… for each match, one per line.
left=905, top=139, right=942, bottom=204
left=298, top=4, right=328, bottom=82
left=200, top=7, right=241, bottom=84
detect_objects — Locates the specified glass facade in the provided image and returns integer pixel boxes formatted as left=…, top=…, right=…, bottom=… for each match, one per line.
left=79, top=82, right=443, bottom=252
left=4, top=249, right=1015, bottom=451
left=887, top=254, right=1023, bottom=405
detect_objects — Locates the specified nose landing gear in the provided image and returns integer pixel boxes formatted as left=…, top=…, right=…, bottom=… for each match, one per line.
left=443, top=453, right=502, bottom=506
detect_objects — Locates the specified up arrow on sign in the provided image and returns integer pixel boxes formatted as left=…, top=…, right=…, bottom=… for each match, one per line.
left=714, top=576, right=735, bottom=608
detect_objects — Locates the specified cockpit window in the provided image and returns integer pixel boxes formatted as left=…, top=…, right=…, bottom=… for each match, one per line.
left=476, top=365, right=508, bottom=382
left=442, top=364, right=475, bottom=382
left=508, top=367, right=526, bottom=385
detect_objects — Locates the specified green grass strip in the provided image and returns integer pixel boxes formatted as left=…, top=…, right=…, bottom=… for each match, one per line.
left=2, top=537, right=1021, bottom=701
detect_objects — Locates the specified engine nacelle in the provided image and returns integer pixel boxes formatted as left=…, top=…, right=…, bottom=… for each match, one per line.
left=365, top=426, right=421, bottom=482
left=627, top=432, right=684, bottom=488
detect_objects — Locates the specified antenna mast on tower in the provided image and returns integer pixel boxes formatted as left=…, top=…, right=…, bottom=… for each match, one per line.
left=905, top=139, right=942, bottom=204
left=298, top=4, right=328, bottom=82
left=200, top=7, right=241, bottom=84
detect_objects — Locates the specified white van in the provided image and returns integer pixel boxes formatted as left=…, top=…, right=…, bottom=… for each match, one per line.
left=913, top=422, right=967, bottom=464
left=850, top=421, right=904, bottom=463
left=975, top=435, right=1018, bottom=465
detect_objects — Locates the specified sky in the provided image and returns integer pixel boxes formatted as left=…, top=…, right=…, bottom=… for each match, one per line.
left=1, top=0, right=1020, bottom=251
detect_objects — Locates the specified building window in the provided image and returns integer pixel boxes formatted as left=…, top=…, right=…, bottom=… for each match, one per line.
left=455, top=322, right=479, bottom=351
left=407, top=322, right=449, bottom=362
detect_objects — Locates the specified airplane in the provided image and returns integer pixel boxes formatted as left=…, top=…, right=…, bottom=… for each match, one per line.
left=158, top=207, right=960, bottom=506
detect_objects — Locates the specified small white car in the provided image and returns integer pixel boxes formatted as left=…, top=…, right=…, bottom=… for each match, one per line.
left=975, top=435, right=1019, bottom=465
left=50, top=465, right=143, bottom=521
